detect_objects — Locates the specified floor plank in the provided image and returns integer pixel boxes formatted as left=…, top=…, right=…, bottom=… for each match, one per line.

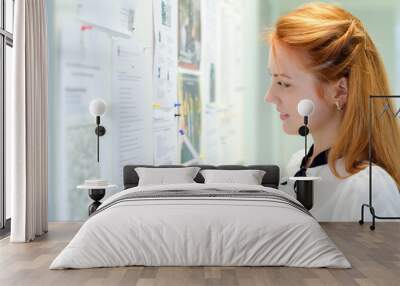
left=0, top=222, right=399, bottom=286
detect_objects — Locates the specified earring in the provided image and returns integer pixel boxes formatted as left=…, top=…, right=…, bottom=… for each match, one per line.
left=335, top=101, right=342, bottom=111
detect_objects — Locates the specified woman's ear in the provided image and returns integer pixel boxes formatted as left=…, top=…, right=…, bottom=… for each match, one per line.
left=333, top=77, right=348, bottom=108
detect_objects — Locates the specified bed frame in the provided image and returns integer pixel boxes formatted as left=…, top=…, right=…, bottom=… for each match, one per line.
left=123, top=165, right=280, bottom=190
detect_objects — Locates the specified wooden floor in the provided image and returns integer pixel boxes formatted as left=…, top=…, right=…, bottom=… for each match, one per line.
left=0, top=222, right=399, bottom=286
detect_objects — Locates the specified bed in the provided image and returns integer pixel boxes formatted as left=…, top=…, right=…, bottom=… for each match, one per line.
left=50, top=164, right=350, bottom=269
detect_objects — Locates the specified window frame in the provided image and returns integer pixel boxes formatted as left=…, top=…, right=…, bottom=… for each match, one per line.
left=0, top=0, right=13, bottom=234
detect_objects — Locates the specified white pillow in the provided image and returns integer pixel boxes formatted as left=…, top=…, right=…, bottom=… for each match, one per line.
left=135, top=167, right=201, bottom=186
left=200, top=169, right=266, bottom=185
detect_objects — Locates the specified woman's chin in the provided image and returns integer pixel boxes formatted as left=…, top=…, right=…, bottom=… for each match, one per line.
left=282, top=123, right=299, bottom=135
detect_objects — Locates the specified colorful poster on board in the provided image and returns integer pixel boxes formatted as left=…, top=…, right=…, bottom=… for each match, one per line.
left=178, top=0, right=201, bottom=70
left=177, top=73, right=202, bottom=163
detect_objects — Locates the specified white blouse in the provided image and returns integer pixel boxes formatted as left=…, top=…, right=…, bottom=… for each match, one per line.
left=279, top=149, right=400, bottom=222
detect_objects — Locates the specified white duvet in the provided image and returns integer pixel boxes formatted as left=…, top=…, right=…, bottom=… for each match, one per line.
left=50, top=183, right=350, bottom=269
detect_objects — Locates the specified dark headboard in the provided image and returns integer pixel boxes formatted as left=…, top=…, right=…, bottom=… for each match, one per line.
left=123, top=164, right=280, bottom=190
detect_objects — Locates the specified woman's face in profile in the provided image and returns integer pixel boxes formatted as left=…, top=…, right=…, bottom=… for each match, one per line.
left=265, top=42, right=336, bottom=135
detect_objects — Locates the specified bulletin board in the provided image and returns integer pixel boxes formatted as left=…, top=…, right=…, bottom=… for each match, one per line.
left=48, top=0, right=246, bottom=221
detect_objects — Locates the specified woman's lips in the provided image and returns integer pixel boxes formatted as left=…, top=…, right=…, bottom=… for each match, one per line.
left=280, top=113, right=290, bottom=120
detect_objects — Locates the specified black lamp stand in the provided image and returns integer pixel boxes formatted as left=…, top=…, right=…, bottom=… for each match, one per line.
left=298, top=115, right=310, bottom=157
left=94, top=115, right=106, bottom=162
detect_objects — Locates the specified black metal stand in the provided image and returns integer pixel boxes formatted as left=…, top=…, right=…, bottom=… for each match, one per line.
left=88, top=189, right=105, bottom=215
left=359, top=95, right=400, bottom=231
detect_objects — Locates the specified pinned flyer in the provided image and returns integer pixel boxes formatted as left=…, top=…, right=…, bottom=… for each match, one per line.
left=152, top=103, right=161, bottom=109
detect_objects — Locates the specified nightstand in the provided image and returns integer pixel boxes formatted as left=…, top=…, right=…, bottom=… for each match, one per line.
left=288, top=176, right=321, bottom=210
left=77, top=183, right=117, bottom=215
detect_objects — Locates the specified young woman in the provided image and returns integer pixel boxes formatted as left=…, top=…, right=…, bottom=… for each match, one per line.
left=265, top=2, right=400, bottom=221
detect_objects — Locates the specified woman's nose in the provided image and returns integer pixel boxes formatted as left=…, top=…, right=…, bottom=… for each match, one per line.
left=265, top=87, right=275, bottom=104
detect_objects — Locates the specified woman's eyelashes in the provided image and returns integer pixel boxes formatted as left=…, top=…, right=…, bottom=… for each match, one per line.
left=277, top=80, right=291, bottom=88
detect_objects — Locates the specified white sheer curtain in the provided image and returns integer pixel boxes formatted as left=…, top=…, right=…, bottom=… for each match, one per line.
left=9, top=0, right=48, bottom=242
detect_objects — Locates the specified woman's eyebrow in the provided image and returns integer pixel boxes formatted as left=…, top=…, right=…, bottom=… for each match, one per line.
left=267, top=67, right=292, bottom=79
left=276, top=73, right=292, bottom=79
